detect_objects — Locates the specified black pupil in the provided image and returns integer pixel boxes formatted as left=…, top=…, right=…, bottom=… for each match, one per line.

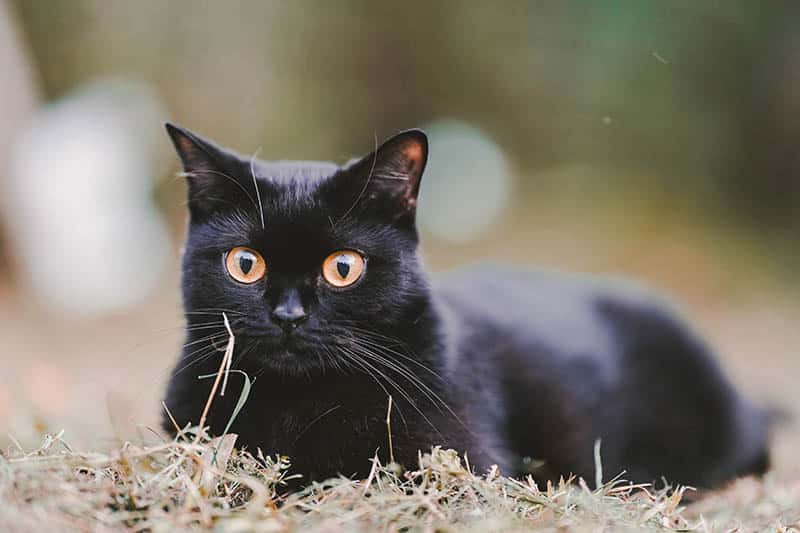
left=336, top=258, right=350, bottom=278
left=239, top=254, right=254, bottom=275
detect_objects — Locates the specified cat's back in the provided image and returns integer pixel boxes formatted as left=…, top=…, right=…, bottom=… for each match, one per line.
left=432, top=263, right=664, bottom=360
left=433, top=263, right=664, bottom=313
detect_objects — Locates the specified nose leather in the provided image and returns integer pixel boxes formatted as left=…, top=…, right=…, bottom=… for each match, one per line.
left=271, top=288, right=308, bottom=331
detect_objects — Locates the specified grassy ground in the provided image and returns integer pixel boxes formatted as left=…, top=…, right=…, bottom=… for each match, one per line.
left=3, top=347, right=798, bottom=532
left=3, top=429, right=796, bottom=532
left=3, top=349, right=799, bottom=533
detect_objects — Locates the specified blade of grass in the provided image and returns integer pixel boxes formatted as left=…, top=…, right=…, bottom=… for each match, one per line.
left=221, top=312, right=235, bottom=396
left=198, top=369, right=253, bottom=464
left=193, top=312, right=234, bottom=443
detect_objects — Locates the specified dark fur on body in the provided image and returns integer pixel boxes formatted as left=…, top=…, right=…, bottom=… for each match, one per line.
left=163, top=124, right=769, bottom=488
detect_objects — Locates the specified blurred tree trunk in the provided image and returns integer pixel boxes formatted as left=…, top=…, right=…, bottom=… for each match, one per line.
left=0, top=0, right=39, bottom=276
left=729, top=3, right=800, bottom=235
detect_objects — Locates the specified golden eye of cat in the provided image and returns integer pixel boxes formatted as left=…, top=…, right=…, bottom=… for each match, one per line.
left=322, top=251, right=365, bottom=287
left=226, top=247, right=266, bottom=283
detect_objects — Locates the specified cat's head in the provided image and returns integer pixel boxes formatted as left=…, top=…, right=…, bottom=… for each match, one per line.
left=167, top=124, right=432, bottom=376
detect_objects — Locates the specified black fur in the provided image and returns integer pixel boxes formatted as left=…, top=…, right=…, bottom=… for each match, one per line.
left=162, top=123, right=770, bottom=488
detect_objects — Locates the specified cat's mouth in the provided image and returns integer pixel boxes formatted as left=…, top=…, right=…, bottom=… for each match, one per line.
left=209, top=330, right=307, bottom=350
left=240, top=332, right=308, bottom=349
left=220, top=323, right=344, bottom=375
left=234, top=331, right=322, bottom=367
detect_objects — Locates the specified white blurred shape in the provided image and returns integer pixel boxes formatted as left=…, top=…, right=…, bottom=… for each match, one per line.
left=417, top=120, right=512, bottom=244
left=6, top=79, right=170, bottom=316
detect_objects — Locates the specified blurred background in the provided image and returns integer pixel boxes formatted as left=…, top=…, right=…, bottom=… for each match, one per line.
left=0, top=0, right=797, bottom=480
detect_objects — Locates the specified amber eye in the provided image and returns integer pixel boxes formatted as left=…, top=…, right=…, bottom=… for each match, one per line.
left=322, top=250, right=366, bottom=288
left=225, top=247, right=266, bottom=283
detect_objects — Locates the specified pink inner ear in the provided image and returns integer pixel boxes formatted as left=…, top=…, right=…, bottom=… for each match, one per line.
left=401, top=142, right=425, bottom=174
left=175, top=135, right=197, bottom=155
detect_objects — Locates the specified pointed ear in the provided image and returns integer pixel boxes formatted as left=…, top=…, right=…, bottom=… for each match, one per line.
left=165, top=123, right=252, bottom=220
left=340, top=129, right=428, bottom=225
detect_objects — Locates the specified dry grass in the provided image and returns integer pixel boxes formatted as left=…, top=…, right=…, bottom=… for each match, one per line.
left=2, top=337, right=799, bottom=532
left=1, top=428, right=797, bottom=532
left=0, top=430, right=674, bottom=532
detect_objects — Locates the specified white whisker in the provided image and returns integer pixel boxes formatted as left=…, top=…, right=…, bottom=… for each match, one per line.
left=184, top=169, right=260, bottom=215
left=249, top=149, right=266, bottom=229
left=336, top=132, right=378, bottom=226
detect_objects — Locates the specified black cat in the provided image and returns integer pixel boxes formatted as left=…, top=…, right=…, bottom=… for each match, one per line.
left=162, top=123, right=769, bottom=488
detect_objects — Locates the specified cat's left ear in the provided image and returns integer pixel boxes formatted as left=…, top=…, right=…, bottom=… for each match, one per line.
left=165, top=123, right=253, bottom=221
left=341, top=129, right=428, bottom=224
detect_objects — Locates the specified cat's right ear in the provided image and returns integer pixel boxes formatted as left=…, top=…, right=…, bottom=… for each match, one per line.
left=165, top=123, right=249, bottom=220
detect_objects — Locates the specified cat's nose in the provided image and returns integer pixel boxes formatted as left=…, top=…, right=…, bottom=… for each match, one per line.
left=271, top=289, right=308, bottom=332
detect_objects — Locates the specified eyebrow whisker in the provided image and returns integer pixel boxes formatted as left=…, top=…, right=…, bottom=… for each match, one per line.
left=250, top=149, right=266, bottom=230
